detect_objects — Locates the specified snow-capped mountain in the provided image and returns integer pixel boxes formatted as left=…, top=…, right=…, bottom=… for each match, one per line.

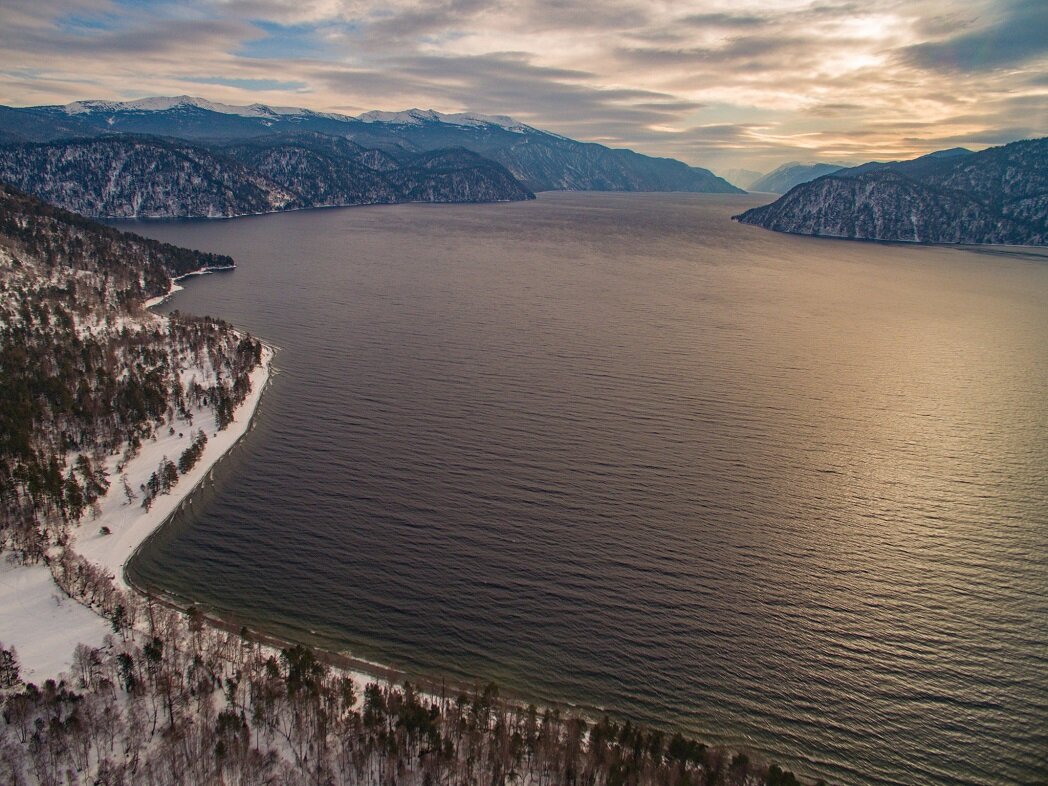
left=60, top=95, right=354, bottom=121
left=0, top=95, right=742, bottom=194
left=356, top=108, right=536, bottom=133
left=57, top=96, right=536, bottom=132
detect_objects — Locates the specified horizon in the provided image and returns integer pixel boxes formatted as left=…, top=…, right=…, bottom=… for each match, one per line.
left=1, top=0, right=1045, bottom=172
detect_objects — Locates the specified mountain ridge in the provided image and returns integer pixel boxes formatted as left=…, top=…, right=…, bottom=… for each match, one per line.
left=0, top=95, right=742, bottom=195
left=733, top=138, right=1047, bottom=246
left=748, top=162, right=847, bottom=194
left=55, top=95, right=536, bottom=132
left=0, top=134, right=534, bottom=218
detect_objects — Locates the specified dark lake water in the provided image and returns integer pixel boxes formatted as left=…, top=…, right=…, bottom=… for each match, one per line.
left=121, top=193, right=1047, bottom=786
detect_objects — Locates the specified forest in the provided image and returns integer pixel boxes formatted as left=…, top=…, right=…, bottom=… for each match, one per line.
left=0, top=183, right=261, bottom=559
left=2, top=557, right=811, bottom=786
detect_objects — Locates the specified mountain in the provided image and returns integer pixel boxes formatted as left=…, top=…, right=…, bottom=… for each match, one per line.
left=0, top=134, right=533, bottom=218
left=0, top=136, right=294, bottom=218
left=339, top=112, right=741, bottom=192
left=0, top=95, right=742, bottom=194
left=748, top=162, right=845, bottom=193
left=221, top=134, right=531, bottom=207
left=733, top=138, right=1047, bottom=246
left=720, top=168, right=763, bottom=190
left=843, top=147, right=972, bottom=178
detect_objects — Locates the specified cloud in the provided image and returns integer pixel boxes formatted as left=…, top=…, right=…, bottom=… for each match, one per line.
left=363, top=0, right=492, bottom=41
left=0, top=0, right=1044, bottom=171
left=311, top=51, right=688, bottom=139
left=183, top=76, right=308, bottom=91
left=677, top=12, right=768, bottom=30
left=900, top=0, right=1048, bottom=72
left=615, top=35, right=822, bottom=73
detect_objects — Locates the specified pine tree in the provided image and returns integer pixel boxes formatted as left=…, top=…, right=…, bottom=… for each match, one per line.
left=0, top=643, right=20, bottom=687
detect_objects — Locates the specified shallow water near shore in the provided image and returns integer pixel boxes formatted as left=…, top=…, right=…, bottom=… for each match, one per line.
left=120, top=192, right=1047, bottom=786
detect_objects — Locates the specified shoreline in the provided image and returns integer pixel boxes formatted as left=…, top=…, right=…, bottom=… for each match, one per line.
left=70, top=273, right=273, bottom=591
left=104, top=194, right=536, bottom=224
left=141, top=264, right=237, bottom=309
left=1, top=272, right=273, bottom=683
left=70, top=343, right=274, bottom=591
left=19, top=262, right=457, bottom=701
left=123, top=273, right=556, bottom=705
left=111, top=342, right=274, bottom=590
left=122, top=558, right=669, bottom=760
left=731, top=217, right=1048, bottom=253
left=63, top=273, right=474, bottom=707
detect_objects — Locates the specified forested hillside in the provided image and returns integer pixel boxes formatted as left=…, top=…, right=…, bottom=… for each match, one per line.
left=0, top=135, right=533, bottom=219
left=0, top=183, right=262, bottom=558
left=734, top=138, right=1048, bottom=245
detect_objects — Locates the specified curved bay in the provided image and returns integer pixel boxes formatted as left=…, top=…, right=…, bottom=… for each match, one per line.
left=124, top=193, right=1048, bottom=786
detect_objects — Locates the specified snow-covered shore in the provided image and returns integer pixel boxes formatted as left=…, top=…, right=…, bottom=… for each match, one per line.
left=0, top=560, right=112, bottom=684
left=0, top=301, right=273, bottom=682
left=142, top=264, right=236, bottom=309
left=73, top=344, right=273, bottom=591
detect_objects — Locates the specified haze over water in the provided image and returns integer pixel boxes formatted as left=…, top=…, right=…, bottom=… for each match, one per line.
left=124, top=193, right=1048, bottom=786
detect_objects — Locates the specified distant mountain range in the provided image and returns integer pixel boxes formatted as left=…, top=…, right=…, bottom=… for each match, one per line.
left=747, top=162, right=846, bottom=194
left=0, top=96, right=741, bottom=217
left=719, top=168, right=763, bottom=190
left=734, top=139, right=1047, bottom=246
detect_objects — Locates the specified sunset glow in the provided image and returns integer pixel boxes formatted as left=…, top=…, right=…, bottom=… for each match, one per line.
left=0, top=1, right=1045, bottom=179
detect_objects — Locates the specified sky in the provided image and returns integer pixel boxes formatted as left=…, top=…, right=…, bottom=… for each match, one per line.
left=0, top=0, right=1045, bottom=173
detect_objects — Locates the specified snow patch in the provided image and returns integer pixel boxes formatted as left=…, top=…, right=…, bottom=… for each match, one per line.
left=356, top=108, right=534, bottom=132
left=0, top=559, right=113, bottom=684
left=56, top=96, right=537, bottom=133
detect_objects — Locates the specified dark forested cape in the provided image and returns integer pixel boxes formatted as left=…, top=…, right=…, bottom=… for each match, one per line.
left=0, top=96, right=741, bottom=218
left=0, top=182, right=232, bottom=293
left=733, top=138, right=1048, bottom=245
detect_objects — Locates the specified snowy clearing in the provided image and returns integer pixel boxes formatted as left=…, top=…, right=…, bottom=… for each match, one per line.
left=0, top=559, right=113, bottom=684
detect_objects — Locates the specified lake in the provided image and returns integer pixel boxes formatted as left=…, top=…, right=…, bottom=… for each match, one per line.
left=122, top=192, right=1047, bottom=786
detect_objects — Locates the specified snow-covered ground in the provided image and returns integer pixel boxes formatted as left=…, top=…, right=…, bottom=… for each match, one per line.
left=0, top=559, right=113, bottom=684
left=74, top=344, right=273, bottom=589
left=2, top=333, right=272, bottom=683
